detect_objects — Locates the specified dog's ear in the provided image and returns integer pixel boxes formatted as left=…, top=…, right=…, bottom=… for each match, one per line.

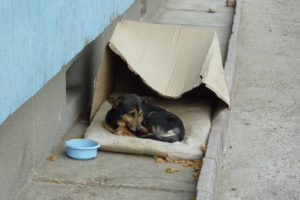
left=107, top=96, right=121, bottom=108
left=140, top=96, right=155, bottom=103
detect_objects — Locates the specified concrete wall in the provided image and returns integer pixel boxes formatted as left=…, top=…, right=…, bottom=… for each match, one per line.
left=0, top=0, right=134, bottom=124
left=0, top=1, right=161, bottom=200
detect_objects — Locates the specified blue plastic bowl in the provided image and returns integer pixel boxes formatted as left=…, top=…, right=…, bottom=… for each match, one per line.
left=64, top=139, right=100, bottom=160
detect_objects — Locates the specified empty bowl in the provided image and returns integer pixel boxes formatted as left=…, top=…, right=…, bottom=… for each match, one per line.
left=64, top=139, right=100, bottom=160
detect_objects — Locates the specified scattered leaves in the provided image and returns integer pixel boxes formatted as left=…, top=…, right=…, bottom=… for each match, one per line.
left=47, top=153, right=56, bottom=161
left=170, top=159, right=202, bottom=170
left=165, top=167, right=179, bottom=173
left=154, top=156, right=166, bottom=163
left=192, top=171, right=200, bottom=181
left=192, top=160, right=202, bottom=171
left=192, top=160, right=202, bottom=181
left=173, top=159, right=194, bottom=167
left=153, top=156, right=203, bottom=180
left=166, top=157, right=175, bottom=162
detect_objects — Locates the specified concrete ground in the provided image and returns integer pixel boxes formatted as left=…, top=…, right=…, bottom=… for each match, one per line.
left=18, top=122, right=197, bottom=200
left=16, top=1, right=234, bottom=200
left=217, top=0, right=300, bottom=199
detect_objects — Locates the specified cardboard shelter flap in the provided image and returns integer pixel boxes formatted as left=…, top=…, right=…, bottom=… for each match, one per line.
left=91, top=20, right=230, bottom=118
left=109, top=20, right=229, bottom=100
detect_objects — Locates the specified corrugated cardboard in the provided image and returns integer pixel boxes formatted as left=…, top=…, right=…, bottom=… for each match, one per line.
left=91, top=20, right=229, bottom=120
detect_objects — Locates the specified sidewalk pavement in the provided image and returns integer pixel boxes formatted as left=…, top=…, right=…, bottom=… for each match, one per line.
left=217, top=0, right=300, bottom=199
left=17, top=1, right=234, bottom=200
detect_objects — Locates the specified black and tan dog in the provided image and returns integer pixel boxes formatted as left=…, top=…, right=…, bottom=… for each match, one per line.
left=103, top=93, right=185, bottom=143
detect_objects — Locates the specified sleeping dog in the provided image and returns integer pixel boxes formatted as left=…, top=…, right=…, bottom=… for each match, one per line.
left=103, top=93, right=185, bottom=143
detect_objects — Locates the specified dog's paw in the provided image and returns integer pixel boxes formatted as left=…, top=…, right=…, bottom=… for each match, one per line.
left=115, top=127, right=135, bottom=137
left=140, top=126, right=149, bottom=134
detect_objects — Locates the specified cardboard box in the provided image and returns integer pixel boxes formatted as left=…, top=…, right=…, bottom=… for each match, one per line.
left=85, top=20, right=230, bottom=160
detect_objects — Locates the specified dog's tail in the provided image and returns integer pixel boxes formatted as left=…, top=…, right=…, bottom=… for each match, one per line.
left=136, top=133, right=161, bottom=141
left=136, top=129, right=181, bottom=143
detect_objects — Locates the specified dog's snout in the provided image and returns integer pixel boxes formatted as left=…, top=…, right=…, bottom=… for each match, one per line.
left=130, top=127, right=137, bottom=132
left=136, top=123, right=142, bottom=131
left=127, top=122, right=139, bottom=132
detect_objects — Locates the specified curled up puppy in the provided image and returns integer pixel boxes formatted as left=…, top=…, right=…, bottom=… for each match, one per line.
left=103, top=93, right=185, bottom=143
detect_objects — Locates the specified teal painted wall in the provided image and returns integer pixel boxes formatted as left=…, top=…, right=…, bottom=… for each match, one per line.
left=0, top=0, right=134, bottom=124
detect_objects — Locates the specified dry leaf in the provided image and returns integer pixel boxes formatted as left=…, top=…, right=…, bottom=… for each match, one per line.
left=192, top=160, right=202, bottom=171
left=192, top=171, right=200, bottom=181
left=155, top=158, right=203, bottom=180
left=47, top=153, right=56, bottom=161
left=190, top=196, right=196, bottom=200
left=52, top=179, right=63, bottom=184
left=226, top=0, right=236, bottom=7
left=171, top=159, right=202, bottom=169
left=208, top=7, right=217, bottom=13
left=165, top=167, right=179, bottom=173
left=176, top=160, right=193, bottom=167
left=200, top=143, right=207, bottom=152
left=154, top=156, right=166, bottom=163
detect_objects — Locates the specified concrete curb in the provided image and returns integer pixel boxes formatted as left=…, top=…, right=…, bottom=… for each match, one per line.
left=196, top=0, right=243, bottom=199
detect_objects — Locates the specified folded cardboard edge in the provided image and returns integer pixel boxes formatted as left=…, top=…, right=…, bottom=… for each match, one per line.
left=199, top=32, right=230, bottom=106
left=90, top=20, right=230, bottom=120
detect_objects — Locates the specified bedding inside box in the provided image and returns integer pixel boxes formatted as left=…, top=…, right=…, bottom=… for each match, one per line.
left=85, top=97, right=213, bottom=160
left=85, top=51, right=217, bottom=160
